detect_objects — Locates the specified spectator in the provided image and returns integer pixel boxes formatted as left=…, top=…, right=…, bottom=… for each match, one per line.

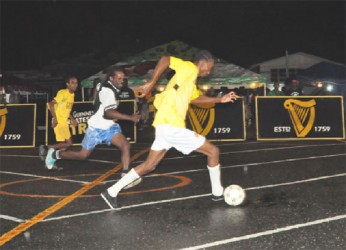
left=267, top=81, right=284, bottom=96
left=119, top=78, right=135, bottom=100
left=284, top=77, right=304, bottom=96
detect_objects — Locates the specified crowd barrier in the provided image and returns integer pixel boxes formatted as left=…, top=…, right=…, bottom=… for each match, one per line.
left=0, top=104, right=36, bottom=148
left=1, top=96, right=344, bottom=148
left=256, top=96, right=345, bottom=140
left=186, top=98, right=246, bottom=141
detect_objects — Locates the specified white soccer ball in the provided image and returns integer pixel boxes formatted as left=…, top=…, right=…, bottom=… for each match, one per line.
left=224, top=184, right=246, bottom=206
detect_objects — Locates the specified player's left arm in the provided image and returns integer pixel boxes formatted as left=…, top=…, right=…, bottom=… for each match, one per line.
left=101, top=88, right=140, bottom=123
left=69, top=114, right=78, bottom=127
left=137, top=56, right=170, bottom=98
left=191, top=91, right=239, bottom=104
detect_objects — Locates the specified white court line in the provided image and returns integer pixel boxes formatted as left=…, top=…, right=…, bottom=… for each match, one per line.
left=1, top=153, right=344, bottom=186
left=99, top=153, right=346, bottom=184
left=0, top=154, right=118, bottom=165
left=132, top=142, right=344, bottom=163
left=87, top=141, right=262, bottom=151
left=154, top=153, right=346, bottom=176
left=0, top=215, right=25, bottom=223
left=0, top=171, right=88, bottom=184
left=0, top=142, right=342, bottom=165
left=85, top=159, right=119, bottom=164
left=42, top=172, right=345, bottom=222
left=180, top=214, right=346, bottom=250
left=219, top=142, right=344, bottom=155
left=103, top=153, right=345, bottom=183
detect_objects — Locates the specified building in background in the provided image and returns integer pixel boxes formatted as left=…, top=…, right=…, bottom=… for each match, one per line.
left=250, top=52, right=345, bottom=95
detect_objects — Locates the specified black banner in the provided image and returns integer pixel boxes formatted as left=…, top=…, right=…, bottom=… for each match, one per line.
left=256, top=96, right=345, bottom=140
left=0, top=104, right=36, bottom=148
left=186, top=98, right=245, bottom=141
left=46, top=100, right=136, bottom=145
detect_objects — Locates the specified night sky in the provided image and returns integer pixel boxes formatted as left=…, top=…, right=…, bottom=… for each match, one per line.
left=1, top=0, right=345, bottom=71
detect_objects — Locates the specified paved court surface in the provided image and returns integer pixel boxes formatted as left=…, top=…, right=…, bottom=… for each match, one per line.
left=0, top=139, right=345, bottom=249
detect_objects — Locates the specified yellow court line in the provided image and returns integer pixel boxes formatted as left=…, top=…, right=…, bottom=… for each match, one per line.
left=0, top=148, right=150, bottom=246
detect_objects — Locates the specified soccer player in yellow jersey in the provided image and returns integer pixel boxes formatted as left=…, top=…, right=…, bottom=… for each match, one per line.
left=101, top=51, right=239, bottom=208
left=39, top=76, right=78, bottom=169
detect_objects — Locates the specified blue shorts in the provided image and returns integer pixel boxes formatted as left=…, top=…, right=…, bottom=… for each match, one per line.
left=82, top=124, right=121, bottom=151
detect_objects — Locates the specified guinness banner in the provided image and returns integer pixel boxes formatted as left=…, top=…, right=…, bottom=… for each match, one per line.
left=46, top=100, right=136, bottom=145
left=186, top=98, right=245, bottom=141
left=0, top=104, right=36, bottom=148
left=256, top=96, right=345, bottom=140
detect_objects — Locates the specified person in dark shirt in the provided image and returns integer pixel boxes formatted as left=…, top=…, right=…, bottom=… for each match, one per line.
left=285, top=78, right=304, bottom=96
left=119, top=78, right=135, bottom=100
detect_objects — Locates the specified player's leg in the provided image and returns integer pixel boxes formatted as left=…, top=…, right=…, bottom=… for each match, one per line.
left=166, top=125, right=223, bottom=201
left=141, top=125, right=222, bottom=201
left=45, top=147, right=92, bottom=170
left=101, top=124, right=170, bottom=208
left=134, top=149, right=167, bottom=175
left=109, top=132, right=142, bottom=189
left=110, top=132, right=131, bottom=172
left=107, top=149, right=166, bottom=196
left=101, top=149, right=167, bottom=208
left=45, top=126, right=97, bottom=169
left=195, top=140, right=224, bottom=201
left=58, top=148, right=92, bottom=160
left=39, top=124, right=72, bottom=161
left=195, top=140, right=219, bottom=167
left=50, top=124, right=73, bottom=150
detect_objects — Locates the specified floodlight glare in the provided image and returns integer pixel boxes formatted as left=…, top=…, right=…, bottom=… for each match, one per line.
left=317, top=82, right=323, bottom=88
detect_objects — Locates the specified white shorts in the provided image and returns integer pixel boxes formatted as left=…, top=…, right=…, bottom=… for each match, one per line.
left=151, top=124, right=206, bottom=155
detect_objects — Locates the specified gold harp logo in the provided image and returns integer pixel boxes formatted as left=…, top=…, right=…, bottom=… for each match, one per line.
left=0, top=107, right=8, bottom=137
left=188, top=103, right=215, bottom=136
left=284, top=99, right=316, bottom=137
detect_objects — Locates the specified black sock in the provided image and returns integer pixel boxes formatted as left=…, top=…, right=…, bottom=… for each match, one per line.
left=52, top=150, right=59, bottom=159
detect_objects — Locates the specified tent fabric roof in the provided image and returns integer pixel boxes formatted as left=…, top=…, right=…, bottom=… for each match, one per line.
left=81, top=40, right=265, bottom=88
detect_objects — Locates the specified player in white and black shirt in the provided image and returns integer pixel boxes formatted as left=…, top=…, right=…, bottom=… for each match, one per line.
left=45, top=67, right=141, bottom=178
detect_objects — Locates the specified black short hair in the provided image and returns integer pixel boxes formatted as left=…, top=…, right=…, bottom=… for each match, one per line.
left=194, top=50, right=214, bottom=62
left=66, top=75, right=78, bottom=83
left=106, top=66, right=124, bottom=80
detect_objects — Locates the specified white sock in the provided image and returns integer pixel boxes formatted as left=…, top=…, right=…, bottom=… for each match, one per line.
left=207, top=164, right=224, bottom=196
left=55, top=150, right=61, bottom=159
left=107, top=169, right=140, bottom=197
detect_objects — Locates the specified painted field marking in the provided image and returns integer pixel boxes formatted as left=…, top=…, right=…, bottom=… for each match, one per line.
left=0, top=171, right=88, bottom=184
left=0, top=142, right=342, bottom=164
left=1, top=153, right=343, bottom=197
left=0, top=215, right=24, bottom=223
left=180, top=214, right=346, bottom=250
left=42, top=172, right=345, bottom=223
left=0, top=148, right=149, bottom=246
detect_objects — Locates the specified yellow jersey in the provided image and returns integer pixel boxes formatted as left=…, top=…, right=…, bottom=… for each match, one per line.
left=153, top=57, right=200, bottom=128
left=53, top=89, right=74, bottom=125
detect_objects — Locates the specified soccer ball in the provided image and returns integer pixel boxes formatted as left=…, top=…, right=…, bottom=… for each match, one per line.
left=224, top=185, right=246, bottom=206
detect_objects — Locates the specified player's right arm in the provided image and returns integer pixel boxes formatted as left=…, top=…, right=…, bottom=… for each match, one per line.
left=101, top=88, right=140, bottom=123
left=48, top=99, right=58, bottom=128
left=138, top=55, right=170, bottom=98
left=48, top=90, right=64, bottom=127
